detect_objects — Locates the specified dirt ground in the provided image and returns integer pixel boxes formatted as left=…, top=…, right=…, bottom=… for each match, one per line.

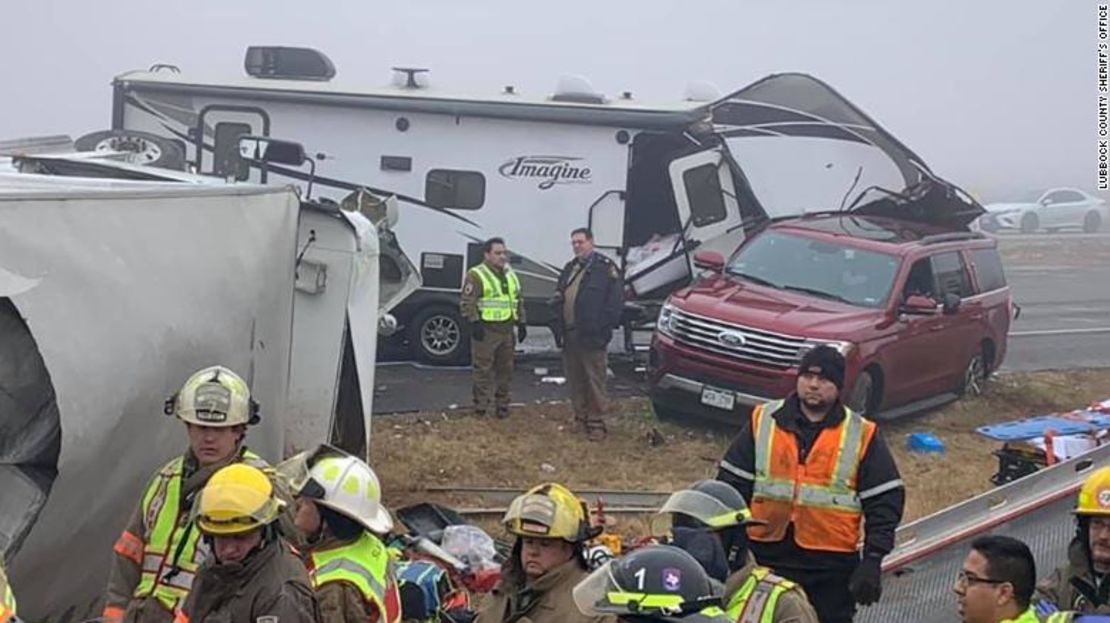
left=372, top=368, right=1110, bottom=538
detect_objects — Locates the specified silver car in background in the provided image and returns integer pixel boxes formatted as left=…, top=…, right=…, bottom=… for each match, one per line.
left=978, top=187, right=1107, bottom=234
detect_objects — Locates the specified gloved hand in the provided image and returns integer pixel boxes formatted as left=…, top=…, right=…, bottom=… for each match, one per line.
left=517, top=324, right=528, bottom=342
left=471, top=322, right=485, bottom=341
left=849, top=554, right=883, bottom=606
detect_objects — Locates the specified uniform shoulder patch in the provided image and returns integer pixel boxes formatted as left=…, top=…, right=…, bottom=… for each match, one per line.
left=463, top=280, right=475, bottom=296
left=608, top=264, right=621, bottom=280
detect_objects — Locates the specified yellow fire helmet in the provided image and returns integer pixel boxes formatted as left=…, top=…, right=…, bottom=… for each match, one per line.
left=167, top=365, right=259, bottom=427
left=503, top=482, right=593, bottom=543
left=1076, top=466, right=1110, bottom=517
left=194, top=463, right=284, bottom=536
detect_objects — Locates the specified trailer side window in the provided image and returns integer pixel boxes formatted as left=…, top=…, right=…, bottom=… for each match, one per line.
left=683, top=163, right=727, bottom=227
left=214, top=122, right=252, bottom=181
left=426, top=169, right=485, bottom=210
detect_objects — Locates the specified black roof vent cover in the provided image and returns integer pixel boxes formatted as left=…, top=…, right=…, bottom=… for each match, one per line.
left=245, top=46, right=336, bottom=81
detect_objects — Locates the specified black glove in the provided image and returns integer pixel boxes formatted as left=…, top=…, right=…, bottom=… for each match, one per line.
left=551, top=324, right=565, bottom=348
left=849, top=553, right=883, bottom=606
left=517, top=324, right=528, bottom=342
left=471, top=322, right=485, bottom=341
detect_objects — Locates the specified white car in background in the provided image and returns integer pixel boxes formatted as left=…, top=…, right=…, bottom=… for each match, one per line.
left=978, top=188, right=1107, bottom=234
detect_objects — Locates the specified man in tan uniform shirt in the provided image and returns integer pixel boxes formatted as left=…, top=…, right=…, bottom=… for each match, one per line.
left=460, top=237, right=526, bottom=418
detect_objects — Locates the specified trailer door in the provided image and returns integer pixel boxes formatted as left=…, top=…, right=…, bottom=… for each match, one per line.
left=668, top=148, right=746, bottom=265
left=195, top=105, right=271, bottom=182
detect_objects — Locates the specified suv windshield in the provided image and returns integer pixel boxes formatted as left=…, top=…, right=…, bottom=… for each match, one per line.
left=726, top=230, right=901, bottom=308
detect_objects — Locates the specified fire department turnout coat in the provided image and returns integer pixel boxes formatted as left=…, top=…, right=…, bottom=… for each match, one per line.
left=716, top=396, right=905, bottom=571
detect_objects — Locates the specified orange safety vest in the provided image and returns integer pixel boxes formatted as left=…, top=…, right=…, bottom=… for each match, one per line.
left=748, top=399, right=876, bottom=553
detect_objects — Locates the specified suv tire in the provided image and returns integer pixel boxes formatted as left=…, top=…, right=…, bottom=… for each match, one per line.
left=960, top=351, right=986, bottom=398
left=847, top=370, right=878, bottom=417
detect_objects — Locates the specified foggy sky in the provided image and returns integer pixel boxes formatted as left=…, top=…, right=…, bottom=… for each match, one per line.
left=0, top=0, right=1092, bottom=198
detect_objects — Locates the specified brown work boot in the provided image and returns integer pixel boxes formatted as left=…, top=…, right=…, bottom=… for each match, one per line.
left=587, top=426, right=608, bottom=442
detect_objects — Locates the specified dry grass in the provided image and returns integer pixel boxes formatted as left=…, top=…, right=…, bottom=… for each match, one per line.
left=371, top=369, right=1110, bottom=536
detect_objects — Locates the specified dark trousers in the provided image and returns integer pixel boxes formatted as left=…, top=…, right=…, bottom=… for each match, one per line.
left=774, top=565, right=857, bottom=623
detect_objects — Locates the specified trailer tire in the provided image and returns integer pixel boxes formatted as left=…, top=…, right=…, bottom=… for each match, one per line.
left=75, top=129, right=186, bottom=170
left=409, top=305, right=470, bottom=365
left=0, top=297, right=60, bottom=557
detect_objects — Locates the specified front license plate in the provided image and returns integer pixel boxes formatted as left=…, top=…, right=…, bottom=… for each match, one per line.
left=700, top=387, right=735, bottom=411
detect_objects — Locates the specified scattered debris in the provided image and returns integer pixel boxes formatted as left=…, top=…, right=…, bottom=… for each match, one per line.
left=534, top=367, right=549, bottom=376
left=907, top=432, right=946, bottom=454
left=540, top=463, right=556, bottom=473
left=541, top=376, right=566, bottom=385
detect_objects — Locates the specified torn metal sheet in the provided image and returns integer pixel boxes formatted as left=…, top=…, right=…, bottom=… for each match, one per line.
left=0, top=265, right=38, bottom=298
left=0, top=184, right=299, bottom=622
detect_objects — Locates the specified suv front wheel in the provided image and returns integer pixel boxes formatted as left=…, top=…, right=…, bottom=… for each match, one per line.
left=847, top=369, right=879, bottom=417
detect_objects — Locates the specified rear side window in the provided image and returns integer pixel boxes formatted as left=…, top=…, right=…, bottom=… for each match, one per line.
left=970, top=248, right=1007, bottom=292
left=930, top=252, right=973, bottom=298
left=213, top=122, right=252, bottom=181
left=683, top=164, right=727, bottom=227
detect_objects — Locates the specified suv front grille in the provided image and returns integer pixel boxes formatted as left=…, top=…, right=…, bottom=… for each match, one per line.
left=670, top=308, right=805, bottom=369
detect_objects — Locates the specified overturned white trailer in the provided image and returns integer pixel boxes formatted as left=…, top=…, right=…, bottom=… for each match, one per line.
left=0, top=164, right=417, bottom=621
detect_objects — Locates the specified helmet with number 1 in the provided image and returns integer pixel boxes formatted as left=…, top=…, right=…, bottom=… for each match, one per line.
left=502, top=482, right=592, bottom=543
left=1075, top=466, right=1110, bottom=517
left=573, top=545, right=730, bottom=623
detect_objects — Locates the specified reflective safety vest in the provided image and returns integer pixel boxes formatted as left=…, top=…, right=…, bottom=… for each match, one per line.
left=749, top=399, right=876, bottom=553
left=309, top=531, right=402, bottom=623
left=0, top=565, right=15, bottom=623
left=124, top=450, right=267, bottom=613
left=725, top=567, right=798, bottom=623
left=469, top=263, right=520, bottom=323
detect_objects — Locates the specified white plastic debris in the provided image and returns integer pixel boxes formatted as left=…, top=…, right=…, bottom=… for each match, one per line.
left=534, top=367, right=549, bottom=376
left=541, top=462, right=556, bottom=473
left=541, top=376, right=566, bottom=385
left=442, top=525, right=500, bottom=571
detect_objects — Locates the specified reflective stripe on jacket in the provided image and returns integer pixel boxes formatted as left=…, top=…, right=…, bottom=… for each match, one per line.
left=310, top=532, right=401, bottom=623
left=750, top=399, right=876, bottom=553
left=133, top=450, right=267, bottom=612
left=725, top=567, right=795, bottom=623
left=470, top=264, right=521, bottom=323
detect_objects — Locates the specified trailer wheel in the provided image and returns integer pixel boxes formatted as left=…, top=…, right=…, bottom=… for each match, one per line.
left=75, top=129, right=186, bottom=170
left=1084, top=211, right=1102, bottom=233
left=0, top=297, right=60, bottom=558
left=408, top=305, right=470, bottom=365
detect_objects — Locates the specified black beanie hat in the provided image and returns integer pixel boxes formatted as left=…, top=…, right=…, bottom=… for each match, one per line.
left=798, top=345, right=845, bottom=390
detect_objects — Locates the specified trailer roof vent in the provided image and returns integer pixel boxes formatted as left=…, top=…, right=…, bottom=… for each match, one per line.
left=684, top=80, right=722, bottom=102
left=551, top=74, right=606, bottom=104
left=391, top=67, right=430, bottom=89
left=244, top=46, right=336, bottom=81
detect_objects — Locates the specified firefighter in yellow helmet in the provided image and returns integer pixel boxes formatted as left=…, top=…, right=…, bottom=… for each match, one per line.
left=474, top=483, right=614, bottom=623
left=1, top=564, right=21, bottom=623
left=174, top=463, right=318, bottom=623
left=277, top=444, right=402, bottom=623
left=1034, top=466, right=1110, bottom=614
left=103, top=366, right=274, bottom=623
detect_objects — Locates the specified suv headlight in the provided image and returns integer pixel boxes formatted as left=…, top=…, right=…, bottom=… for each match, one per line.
left=657, top=302, right=677, bottom=337
left=797, top=339, right=854, bottom=360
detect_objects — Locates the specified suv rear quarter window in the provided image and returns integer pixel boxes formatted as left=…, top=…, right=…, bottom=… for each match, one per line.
left=930, top=251, right=974, bottom=298
left=969, top=248, right=1007, bottom=292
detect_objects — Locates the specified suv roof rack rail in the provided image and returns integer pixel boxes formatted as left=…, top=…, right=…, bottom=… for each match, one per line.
left=920, top=231, right=986, bottom=245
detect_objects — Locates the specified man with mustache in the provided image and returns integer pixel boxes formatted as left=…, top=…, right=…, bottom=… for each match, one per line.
left=715, top=346, right=904, bottom=623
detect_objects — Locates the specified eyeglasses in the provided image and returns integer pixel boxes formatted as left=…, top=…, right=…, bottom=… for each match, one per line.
left=955, top=570, right=1006, bottom=587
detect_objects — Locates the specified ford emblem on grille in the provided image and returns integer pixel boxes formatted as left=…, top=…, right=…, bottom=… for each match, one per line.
left=717, top=330, right=747, bottom=348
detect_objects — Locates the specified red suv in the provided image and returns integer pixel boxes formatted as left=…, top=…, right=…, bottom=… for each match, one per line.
left=648, top=213, right=1014, bottom=422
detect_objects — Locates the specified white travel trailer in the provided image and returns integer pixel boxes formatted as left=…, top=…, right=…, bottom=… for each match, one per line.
left=0, top=148, right=418, bottom=621
left=98, top=46, right=982, bottom=364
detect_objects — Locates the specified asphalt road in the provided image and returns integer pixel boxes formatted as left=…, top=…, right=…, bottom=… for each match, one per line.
left=373, top=233, right=1110, bottom=414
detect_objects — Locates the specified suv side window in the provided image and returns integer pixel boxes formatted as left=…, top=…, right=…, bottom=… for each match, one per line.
left=902, top=257, right=937, bottom=301
left=970, top=248, right=1007, bottom=292
left=931, top=251, right=973, bottom=298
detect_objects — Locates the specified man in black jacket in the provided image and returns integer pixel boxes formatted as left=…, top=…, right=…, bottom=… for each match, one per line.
left=551, top=228, right=623, bottom=441
left=715, top=346, right=905, bottom=623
